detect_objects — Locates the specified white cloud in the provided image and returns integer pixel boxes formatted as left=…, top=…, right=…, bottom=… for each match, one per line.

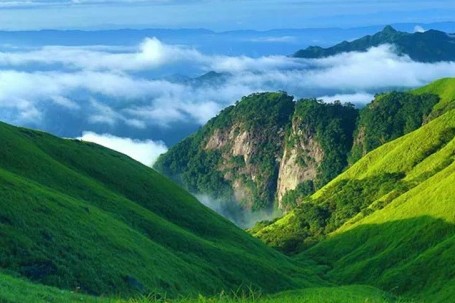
left=414, top=25, right=426, bottom=33
left=302, top=44, right=455, bottom=90
left=0, top=37, right=205, bottom=71
left=50, top=95, right=80, bottom=109
left=1, top=40, right=455, bottom=132
left=318, top=93, right=374, bottom=105
left=78, top=131, right=167, bottom=166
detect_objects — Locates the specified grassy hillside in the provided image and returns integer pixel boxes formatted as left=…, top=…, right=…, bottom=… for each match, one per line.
left=0, top=121, right=321, bottom=297
left=349, top=92, right=438, bottom=163
left=255, top=108, right=455, bottom=300
left=0, top=272, right=400, bottom=303
left=412, top=77, right=455, bottom=116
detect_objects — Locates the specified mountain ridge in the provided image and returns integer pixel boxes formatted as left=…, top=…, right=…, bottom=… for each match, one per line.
left=155, top=80, right=446, bottom=221
left=293, top=25, right=455, bottom=62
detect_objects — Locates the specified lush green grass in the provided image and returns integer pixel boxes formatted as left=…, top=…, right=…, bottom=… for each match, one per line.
left=301, top=111, right=455, bottom=300
left=412, top=77, right=455, bottom=115
left=0, top=121, right=321, bottom=298
left=0, top=272, right=108, bottom=303
left=255, top=108, right=455, bottom=300
left=413, top=78, right=455, bottom=106
left=0, top=273, right=399, bottom=303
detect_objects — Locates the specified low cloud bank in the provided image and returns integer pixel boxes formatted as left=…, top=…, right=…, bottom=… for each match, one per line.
left=1, top=39, right=455, bottom=141
left=78, top=131, right=167, bottom=166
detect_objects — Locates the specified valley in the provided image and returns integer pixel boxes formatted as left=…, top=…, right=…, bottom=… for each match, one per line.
left=0, top=16, right=454, bottom=303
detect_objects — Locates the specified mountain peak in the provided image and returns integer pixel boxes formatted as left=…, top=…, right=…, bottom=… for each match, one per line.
left=381, top=25, right=398, bottom=34
left=294, top=25, right=455, bottom=62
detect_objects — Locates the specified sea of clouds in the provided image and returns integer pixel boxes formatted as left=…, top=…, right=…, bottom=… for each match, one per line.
left=1, top=37, right=455, bottom=165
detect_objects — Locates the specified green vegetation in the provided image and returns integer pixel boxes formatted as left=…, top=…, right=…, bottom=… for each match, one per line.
left=0, top=121, right=320, bottom=298
left=254, top=107, right=455, bottom=300
left=412, top=77, right=455, bottom=117
left=156, top=96, right=359, bottom=212
left=155, top=92, right=295, bottom=210
left=290, top=99, right=358, bottom=188
left=294, top=25, right=455, bottom=63
left=2, top=78, right=455, bottom=303
left=350, top=92, right=439, bottom=163
left=0, top=272, right=108, bottom=303
left=0, top=272, right=401, bottom=303
left=255, top=173, right=405, bottom=254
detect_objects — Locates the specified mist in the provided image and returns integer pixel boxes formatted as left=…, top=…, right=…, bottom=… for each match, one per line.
left=196, top=194, right=282, bottom=228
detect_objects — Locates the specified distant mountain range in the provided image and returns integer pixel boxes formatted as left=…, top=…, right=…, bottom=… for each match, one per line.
left=1, top=22, right=454, bottom=57
left=294, top=25, right=455, bottom=62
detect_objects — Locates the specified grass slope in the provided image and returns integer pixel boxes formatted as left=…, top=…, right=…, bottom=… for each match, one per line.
left=0, top=272, right=399, bottom=303
left=295, top=110, right=455, bottom=301
left=254, top=104, right=455, bottom=301
left=0, top=121, right=319, bottom=298
left=412, top=77, right=455, bottom=115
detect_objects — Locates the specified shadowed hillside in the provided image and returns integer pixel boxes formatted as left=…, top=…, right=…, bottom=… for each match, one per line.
left=0, top=121, right=319, bottom=297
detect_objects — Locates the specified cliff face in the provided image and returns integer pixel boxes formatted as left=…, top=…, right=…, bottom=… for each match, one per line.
left=204, top=121, right=287, bottom=209
left=276, top=123, right=323, bottom=209
left=154, top=92, right=295, bottom=212
left=154, top=94, right=359, bottom=215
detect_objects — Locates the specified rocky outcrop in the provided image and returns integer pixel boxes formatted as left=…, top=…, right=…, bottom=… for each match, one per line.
left=154, top=93, right=358, bottom=214
left=204, top=121, right=287, bottom=210
left=277, top=125, right=324, bottom=208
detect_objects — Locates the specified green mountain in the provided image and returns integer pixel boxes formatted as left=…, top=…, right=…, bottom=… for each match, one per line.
left=0, top=119, right=402, bottom=303
left=294, top=25, right=455, bottom=62
left=2, top=79, right=454, bottom=303
left=0, top=121, right=321, bottom=298
left=155, top=88, right=440, bottom=219
left=253, top=79, right=455, bottom=301
left=154, top=93, right=361, bottom=217
left=349, top=91, right=439, bottom=163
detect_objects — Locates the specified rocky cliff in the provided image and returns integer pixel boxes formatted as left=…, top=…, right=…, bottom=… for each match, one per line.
left=154, top=90, right=439, bottom=222
left=154, top=93, right=358, bottom=216
left=154, top=92, right=295, bottom=213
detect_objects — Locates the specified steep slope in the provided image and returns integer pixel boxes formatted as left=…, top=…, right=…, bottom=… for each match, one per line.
left=155, top=92, right=295, bottom=213
left=254, top=109, right=455, bottom=300
left=349, top=91, right=439, bottom=163
left=156, top=87, right=444, bottom=221
left=412, top=77, right=455, bottom=117
left=0, top=121, right=319, bottom=297
left=155, top=94, right=358, bottom=218
left=294, top=25, right=455, bottom=62
left=278, top=100, right=357, bottom=209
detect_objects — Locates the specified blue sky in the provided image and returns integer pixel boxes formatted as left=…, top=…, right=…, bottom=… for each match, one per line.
left=0, top=0, right=454, bottom=30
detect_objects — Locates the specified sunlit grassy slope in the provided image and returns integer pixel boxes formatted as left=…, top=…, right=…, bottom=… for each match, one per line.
left=412, top=77, right=455, bottom=114
left=296, top=109, right=455, bottom=301
left=0, top=121, right=321, bottom=298
left=0, top=272, right=400, bottom=303
left=253, top=85, right=455, bottom=299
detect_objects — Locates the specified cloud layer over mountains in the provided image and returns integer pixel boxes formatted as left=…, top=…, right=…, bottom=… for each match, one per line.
left=2, top=38, right=455, bottom=164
